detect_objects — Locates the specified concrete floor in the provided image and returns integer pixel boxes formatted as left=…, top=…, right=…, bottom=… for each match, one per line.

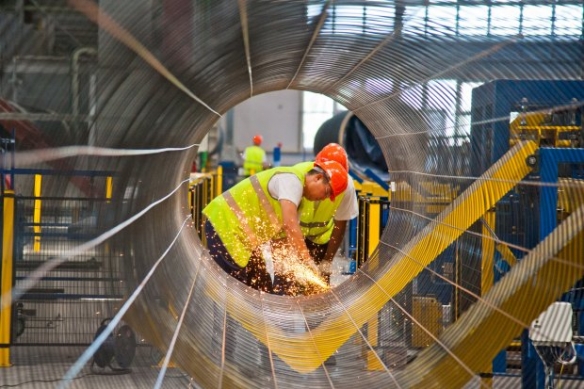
left=5, top=258, right=584, bottom=388
left=4, top=346, right=584, bottom=388
left=1, top=346, right=193, bottom=389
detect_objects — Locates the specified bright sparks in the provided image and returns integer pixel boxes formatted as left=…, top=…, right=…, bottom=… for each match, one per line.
left=271, top=243, right=330, bottom=296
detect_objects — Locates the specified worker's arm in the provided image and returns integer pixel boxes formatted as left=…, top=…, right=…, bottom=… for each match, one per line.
left=322, top=219, right=348, bottom=263
left=279, top=199, right=319, bottom=272
left=321, top=180, right=358, bottom=265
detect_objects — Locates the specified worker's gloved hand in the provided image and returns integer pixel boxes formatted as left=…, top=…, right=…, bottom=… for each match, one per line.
left=317, top=261, right=332, bottom=285
left=318, top=261, right=332, bottom=275
left=304, top=258, right=320, bottom=275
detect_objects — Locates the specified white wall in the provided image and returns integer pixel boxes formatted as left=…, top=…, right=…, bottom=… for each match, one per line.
left=232, top=90, right=302, bottom=153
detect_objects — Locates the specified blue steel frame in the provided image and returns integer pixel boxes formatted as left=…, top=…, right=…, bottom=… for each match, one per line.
left=471, top=80, right=584, bottom=177
left=346, top=169, right=363, bottom=264
left=521, top=148, right=584, bottom=389
left=538, top=148, right=584, bottom=241
left=470, top=80, right=584, bottom=385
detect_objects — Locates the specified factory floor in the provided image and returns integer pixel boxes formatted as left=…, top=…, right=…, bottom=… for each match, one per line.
left=4, top=256, right=584, bottom=388
left=1, top=345, right=192, bottom=388
left=4, top=345, right=584, bottom=388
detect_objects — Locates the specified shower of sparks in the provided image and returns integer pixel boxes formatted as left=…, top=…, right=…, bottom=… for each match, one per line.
left=270, top=243, right=330, bottom=296
left=282, top=261, right=330, bottom=294
left=205, top=210, right=331, bottom=295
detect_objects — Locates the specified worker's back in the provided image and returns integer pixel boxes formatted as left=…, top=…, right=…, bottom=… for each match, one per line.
left=243, top=139, right=266, bottom=176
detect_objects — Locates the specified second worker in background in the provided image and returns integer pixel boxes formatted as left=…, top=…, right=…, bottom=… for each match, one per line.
left=242, top=134, right=268, bottom=176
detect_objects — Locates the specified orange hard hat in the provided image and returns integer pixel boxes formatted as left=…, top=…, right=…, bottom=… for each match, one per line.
left=314, top=160, right=348, bottom=201
left=253, top=134, right=263, bottom=145
left=315, top=143, right=348, bottom=171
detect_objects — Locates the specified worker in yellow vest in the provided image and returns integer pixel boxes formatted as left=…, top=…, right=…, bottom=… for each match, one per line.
left=202, top=160, right=348, bottom=292
left=302, top=143, right=358, bottom=281
left=272, top=143, right=358, bottom=295
left=242, top=134, right=267, bottom=176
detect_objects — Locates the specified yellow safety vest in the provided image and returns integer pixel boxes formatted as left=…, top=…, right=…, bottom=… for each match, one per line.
left=243, top=145, right=266, bottom=176
left=203, top=165, right=307, bottom=267
left=296, top=161, right=346, bottom=245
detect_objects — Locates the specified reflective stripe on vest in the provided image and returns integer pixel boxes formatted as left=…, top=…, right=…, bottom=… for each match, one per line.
left=220, top=176, right=279, bottom=250
left=250, top=175, right=280, bottom=230
left=298, top=192, right=346, bottom=244
left=222, top=191, right=258, bottom=248
left=293, top=159, right=345, bottom=244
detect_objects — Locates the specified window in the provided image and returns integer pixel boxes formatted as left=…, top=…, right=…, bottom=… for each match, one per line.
left=490, top=5, right=521, bottom=36
left=426, top=79, right=457, bottom=136
left=554, top=5, right=584, bottom=36
left=310, top=1, right=583, bottom=38
left=302, top=92, right=346, bottom=150
left=460, top=82, right=483, bottom=113
left=426, top=5, right=458, bottom=36
left=522, top=5, right=552, bottom=36
left=458, top=5, right=489, bottom=36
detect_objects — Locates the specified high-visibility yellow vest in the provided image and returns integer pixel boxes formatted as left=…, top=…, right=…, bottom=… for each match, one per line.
left=203, top=165, right=308, bottom=267
left=243, top=145, right=266, bottom=176
left=296, top=161, right=346, bottom=245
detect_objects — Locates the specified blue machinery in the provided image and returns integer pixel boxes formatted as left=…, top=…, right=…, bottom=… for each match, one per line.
left=471, top=80, right=584, bottom=388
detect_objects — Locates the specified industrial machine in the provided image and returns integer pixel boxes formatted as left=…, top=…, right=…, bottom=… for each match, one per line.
left=470, top=79, right=584, bottom=388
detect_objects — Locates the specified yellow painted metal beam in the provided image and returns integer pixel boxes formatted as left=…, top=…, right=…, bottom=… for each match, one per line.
left=206, top=141, right=538, bottom=373
left=367, top=200, right=381, bottom=264
left=366, top=199, right=382, bottom=370
left=215, top=165, right=223, bottom=196
left=359, top=180, right=390, bottom=198
left=401, top=203, right=584, bottom=388
left=495, top=243, right=518, bottom=268
left=105, top=176, right=113, bottom=201
left=481, top=211, right=496, bottom=294
left=0, top=191, right=15, bottom=367
left=33, top=174, right=42, bottom=252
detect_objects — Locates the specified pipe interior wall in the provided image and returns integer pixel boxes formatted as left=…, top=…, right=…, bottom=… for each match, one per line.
left=3, top=1, right=584, bottom=388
